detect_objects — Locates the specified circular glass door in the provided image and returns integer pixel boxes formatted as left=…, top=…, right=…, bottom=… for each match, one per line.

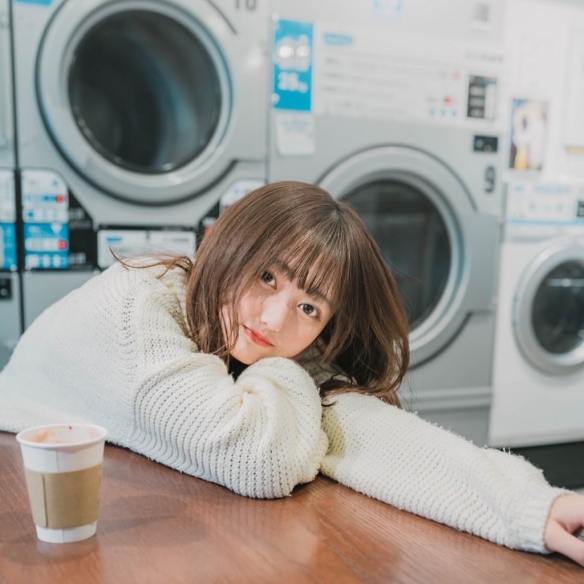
left=37, top=0, right=232, bottom=203
left=68, top=11, right=221, bottom=175
left=533, top=261, right=584, bottom=355
left=319, top=146, right=492, bottom=367
left=515, top=243, right=584, bottom=373
left=343, top=179, right=451, bottom=331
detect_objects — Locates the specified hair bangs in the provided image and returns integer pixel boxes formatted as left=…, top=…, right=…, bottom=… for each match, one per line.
left=276, top=227, right=349, bottom=313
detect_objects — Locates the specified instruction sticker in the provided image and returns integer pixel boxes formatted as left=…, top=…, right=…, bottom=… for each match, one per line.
left=275, top=112, right=315, bottom=156
left=273, top=19, right=313, bottom=112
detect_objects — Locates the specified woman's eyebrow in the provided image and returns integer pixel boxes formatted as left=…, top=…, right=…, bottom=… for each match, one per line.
left=306, top=287, right=332, bottom=309
left=274, top=260, right=333, bottom=309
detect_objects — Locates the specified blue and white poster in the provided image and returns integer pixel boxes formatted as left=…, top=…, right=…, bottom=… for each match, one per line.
left=273, top=19, right=313, bottom=112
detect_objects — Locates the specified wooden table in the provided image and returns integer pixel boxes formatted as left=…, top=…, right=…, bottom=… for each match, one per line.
left=0, top=432, right=581, bottom=583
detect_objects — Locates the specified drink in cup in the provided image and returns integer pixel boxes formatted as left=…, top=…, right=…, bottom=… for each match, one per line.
left=16, top=423, right=108, bottom=544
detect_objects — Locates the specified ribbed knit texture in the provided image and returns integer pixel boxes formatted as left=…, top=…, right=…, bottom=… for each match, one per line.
left=0, top=264, right=327, bottom=499
left=0, top=263, right=572, bottom=551
left=318, top=392, right=572, bottom=553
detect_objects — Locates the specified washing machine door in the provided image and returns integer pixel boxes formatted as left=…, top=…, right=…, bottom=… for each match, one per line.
left=36, top=0, right=234, bottom=204
left=514, top=240, right=584, bottom=374
left=319, top=146, right=498, bottom=366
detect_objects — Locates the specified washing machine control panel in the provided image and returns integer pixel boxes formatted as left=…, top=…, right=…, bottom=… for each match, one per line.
left=22, top=170, right=70, bottom=270
left=97, top=229, right=196, bottom=270
left=21, top=169, right=200, bottom=272
left=505, top=182, right=584, bottom=240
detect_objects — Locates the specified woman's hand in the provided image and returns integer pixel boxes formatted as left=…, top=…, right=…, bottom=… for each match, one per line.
left=544, top=495, right=584, bottom=566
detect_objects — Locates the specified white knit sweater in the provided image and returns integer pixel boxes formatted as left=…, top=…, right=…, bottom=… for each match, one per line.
left=0, top=263, right=570, bottom=553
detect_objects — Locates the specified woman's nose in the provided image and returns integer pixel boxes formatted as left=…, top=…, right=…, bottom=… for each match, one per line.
left=260, top=295, right=289, bottom=332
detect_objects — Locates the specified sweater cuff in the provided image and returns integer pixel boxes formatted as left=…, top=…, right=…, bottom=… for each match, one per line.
left=516, top=486, right=574, bottom=553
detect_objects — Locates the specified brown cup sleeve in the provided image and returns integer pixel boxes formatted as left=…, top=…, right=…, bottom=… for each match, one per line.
left=24, top=464, right=103, bottom=529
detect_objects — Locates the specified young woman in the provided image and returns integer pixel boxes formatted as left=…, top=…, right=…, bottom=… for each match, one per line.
left=1, top=181, right=583, bottom=565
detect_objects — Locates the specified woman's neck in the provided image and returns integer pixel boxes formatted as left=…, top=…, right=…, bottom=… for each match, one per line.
left=228, top=357, right=248, bottom=380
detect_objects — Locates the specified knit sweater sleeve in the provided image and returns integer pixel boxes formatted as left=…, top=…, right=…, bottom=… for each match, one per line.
left=126, top=284, right=328, bottom=500
left=320, top=392, right=572, bottom=553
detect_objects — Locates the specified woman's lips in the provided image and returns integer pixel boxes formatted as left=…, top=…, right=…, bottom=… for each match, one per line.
left=244, top=326, right=273, bottom=347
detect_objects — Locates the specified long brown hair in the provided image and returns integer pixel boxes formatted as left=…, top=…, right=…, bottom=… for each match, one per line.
left=123, top=181, right=410, bottom=406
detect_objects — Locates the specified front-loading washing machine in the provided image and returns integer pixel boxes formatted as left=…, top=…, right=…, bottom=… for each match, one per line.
left=12, top=0, right=269, bottom=327
left=0, top=0, right=20, bottom=371
left=490, top=181, right=584, bottom=448
left=269, top=0, right=507, bottom=445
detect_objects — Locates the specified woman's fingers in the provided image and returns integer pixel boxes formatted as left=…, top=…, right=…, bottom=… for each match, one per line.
left=545, top=520, right=584, bottom=567
left=545, top=494, right=584, bottom=565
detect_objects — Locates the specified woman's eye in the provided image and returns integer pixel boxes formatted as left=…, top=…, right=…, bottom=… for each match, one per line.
left=301, top=304, right=318, bottom=317
left=261, top=271, right=275, bottom=284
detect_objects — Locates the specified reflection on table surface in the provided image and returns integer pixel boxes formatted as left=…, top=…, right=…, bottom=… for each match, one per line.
left=0, top=431, right=580, bottom=584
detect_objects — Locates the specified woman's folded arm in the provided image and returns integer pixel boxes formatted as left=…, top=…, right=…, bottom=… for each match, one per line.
left=129, top=352, right=327, bottom=499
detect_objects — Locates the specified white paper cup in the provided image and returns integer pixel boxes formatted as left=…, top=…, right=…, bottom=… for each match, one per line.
left=16, top=424, right=108, bottom=544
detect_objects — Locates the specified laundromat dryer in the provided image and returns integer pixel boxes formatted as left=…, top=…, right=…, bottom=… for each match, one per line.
left=12, top=0, right=269, bottom=327
left=0, top=0, right=20, bottom=371
left=269, top=0, right=507, bottom=445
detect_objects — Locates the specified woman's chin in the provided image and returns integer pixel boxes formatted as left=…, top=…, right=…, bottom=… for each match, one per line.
left=229, top=348, right=258, bottom=366
left=231, top=347, right=285, bottom=365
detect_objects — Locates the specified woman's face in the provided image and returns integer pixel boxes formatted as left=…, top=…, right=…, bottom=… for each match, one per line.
left=223, top=265, right=333, bottom=364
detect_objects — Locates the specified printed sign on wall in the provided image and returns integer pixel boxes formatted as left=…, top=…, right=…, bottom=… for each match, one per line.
left=509, top=99, right=548, bottom=171
left=272, top=19, right=313, bottom=112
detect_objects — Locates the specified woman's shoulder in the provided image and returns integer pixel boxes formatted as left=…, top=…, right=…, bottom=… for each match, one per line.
left=107, top=260, right=195, bottom=360
left=55, top=260, right=188, bottom=334
left=102, top=257, right=189, bottom=293
left=105, top=258, right=190, bottom=332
